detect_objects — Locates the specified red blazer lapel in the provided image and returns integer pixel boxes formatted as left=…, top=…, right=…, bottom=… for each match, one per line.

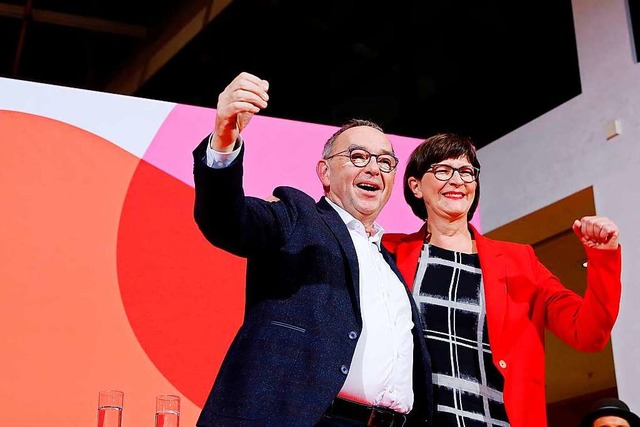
left=394, top=225, right=427, bottom=292
left=472, top=224, right=508, bottom=356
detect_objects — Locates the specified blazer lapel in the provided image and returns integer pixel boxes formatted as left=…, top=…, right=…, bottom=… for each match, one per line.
left=472, top=225, right=508, bottom=356
left=316, top=198, right=362, bottom=319
left=395, top=225, right=426, bottom=291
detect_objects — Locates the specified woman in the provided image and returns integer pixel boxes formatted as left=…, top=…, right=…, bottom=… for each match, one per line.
left=383, top=133, right=622, bottom=427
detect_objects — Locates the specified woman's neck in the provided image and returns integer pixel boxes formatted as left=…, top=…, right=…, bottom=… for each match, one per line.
left=426, top=217, right=477, bottom=254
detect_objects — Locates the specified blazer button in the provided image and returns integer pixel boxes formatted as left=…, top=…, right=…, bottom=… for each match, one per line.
left=340, top=365, right=349, bottom=375
left=499, top=360, right=507, bottom=369
left=348, top=331, right=358, bottom=340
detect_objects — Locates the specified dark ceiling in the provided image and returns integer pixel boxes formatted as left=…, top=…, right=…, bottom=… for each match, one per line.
left=1, top=0, right=582, bottom=149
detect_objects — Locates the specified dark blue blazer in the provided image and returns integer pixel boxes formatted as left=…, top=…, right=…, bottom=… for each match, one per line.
left=193, top=139, right=432, bottom=427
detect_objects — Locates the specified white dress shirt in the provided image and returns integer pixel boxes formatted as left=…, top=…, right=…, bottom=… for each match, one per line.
left=324, top=198, right=414, bottom=414
left=205, top=137, right=415, bottom=413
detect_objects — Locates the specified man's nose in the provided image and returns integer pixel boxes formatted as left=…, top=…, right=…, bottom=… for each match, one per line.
left=364, top=157, right=381, bottom=174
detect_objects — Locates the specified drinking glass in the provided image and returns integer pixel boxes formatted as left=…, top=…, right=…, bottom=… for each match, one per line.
left=155, top=394, right=180, bottom=427
left=97, top=390, right=124, bottom=427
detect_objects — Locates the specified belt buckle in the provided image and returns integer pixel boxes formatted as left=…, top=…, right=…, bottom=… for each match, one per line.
left=367, top=407, right=406, bottom=427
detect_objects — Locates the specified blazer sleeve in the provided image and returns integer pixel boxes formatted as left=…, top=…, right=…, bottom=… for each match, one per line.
left=532, top=244, right=622, bottom=352
left=192, top=136, right=295, bottom=257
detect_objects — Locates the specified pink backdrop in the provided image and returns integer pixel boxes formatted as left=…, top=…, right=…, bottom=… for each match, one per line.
left=0, top=98, right=479, bottom=426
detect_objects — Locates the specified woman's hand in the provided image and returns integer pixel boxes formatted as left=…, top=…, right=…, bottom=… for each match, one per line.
left=572, top=216, right=619, bottom=250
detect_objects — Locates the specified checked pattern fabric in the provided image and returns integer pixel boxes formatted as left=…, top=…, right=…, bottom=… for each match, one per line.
left=413, top=243, right=510, bottom=426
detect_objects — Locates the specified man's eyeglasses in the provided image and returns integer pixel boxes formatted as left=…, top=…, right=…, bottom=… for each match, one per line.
left=324, top=147, right=399, bottom=173
left=427, top=163, right=480, bottom=183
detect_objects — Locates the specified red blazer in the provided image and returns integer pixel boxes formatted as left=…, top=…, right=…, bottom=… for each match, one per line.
left=383, top=223, right=622, bottom=427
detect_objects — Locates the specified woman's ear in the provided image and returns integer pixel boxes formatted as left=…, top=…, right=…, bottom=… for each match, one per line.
left=317, top=160, right=330, bottom=188
left=407, top=176, right=423, bottom=199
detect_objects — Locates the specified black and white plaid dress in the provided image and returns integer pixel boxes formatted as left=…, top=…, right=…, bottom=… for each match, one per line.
left=413, top=243, right=510, bottom=426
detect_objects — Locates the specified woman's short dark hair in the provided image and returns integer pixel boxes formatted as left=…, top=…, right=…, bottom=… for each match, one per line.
left=404, top=133, right=481, bottom=221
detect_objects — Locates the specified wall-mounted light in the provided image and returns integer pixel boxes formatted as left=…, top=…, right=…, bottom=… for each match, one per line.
left=605, top=119, right=622, bottom=141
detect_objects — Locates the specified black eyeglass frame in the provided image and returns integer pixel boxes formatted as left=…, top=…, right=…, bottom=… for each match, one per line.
left=426, top=163, right=480, bottom=183
left=324, top=147, right=399, bottom=173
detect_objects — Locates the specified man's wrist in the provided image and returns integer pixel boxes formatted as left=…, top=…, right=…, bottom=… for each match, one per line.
left=205, top=134, right=243, bottom=168
left=209, top=132, right=241, bottom=153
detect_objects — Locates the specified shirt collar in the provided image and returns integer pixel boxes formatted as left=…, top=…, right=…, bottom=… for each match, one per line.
left=323, top=196, right=384, bottom=249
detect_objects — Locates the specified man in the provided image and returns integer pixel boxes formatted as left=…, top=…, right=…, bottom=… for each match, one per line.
left=192, top=72, right=432, bottom=426
left=580, top=398, right=640, bottom=427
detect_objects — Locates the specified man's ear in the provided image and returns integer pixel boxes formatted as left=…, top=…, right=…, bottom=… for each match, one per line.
left=317, top=160, right=330, bottom=187
left=407, top=176, right=423, bottom=199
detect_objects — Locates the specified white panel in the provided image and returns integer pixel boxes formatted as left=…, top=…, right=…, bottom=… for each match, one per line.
left=477, top=0, right=640, bottom=413
left=0, top=77, right=176, bottom=158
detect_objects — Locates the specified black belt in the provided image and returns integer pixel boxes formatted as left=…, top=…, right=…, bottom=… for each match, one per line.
left=325, top=398, right=407, bottom=427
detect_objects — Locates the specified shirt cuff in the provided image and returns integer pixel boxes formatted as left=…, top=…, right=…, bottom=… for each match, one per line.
left=205, top=134, right=243, bottom=168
